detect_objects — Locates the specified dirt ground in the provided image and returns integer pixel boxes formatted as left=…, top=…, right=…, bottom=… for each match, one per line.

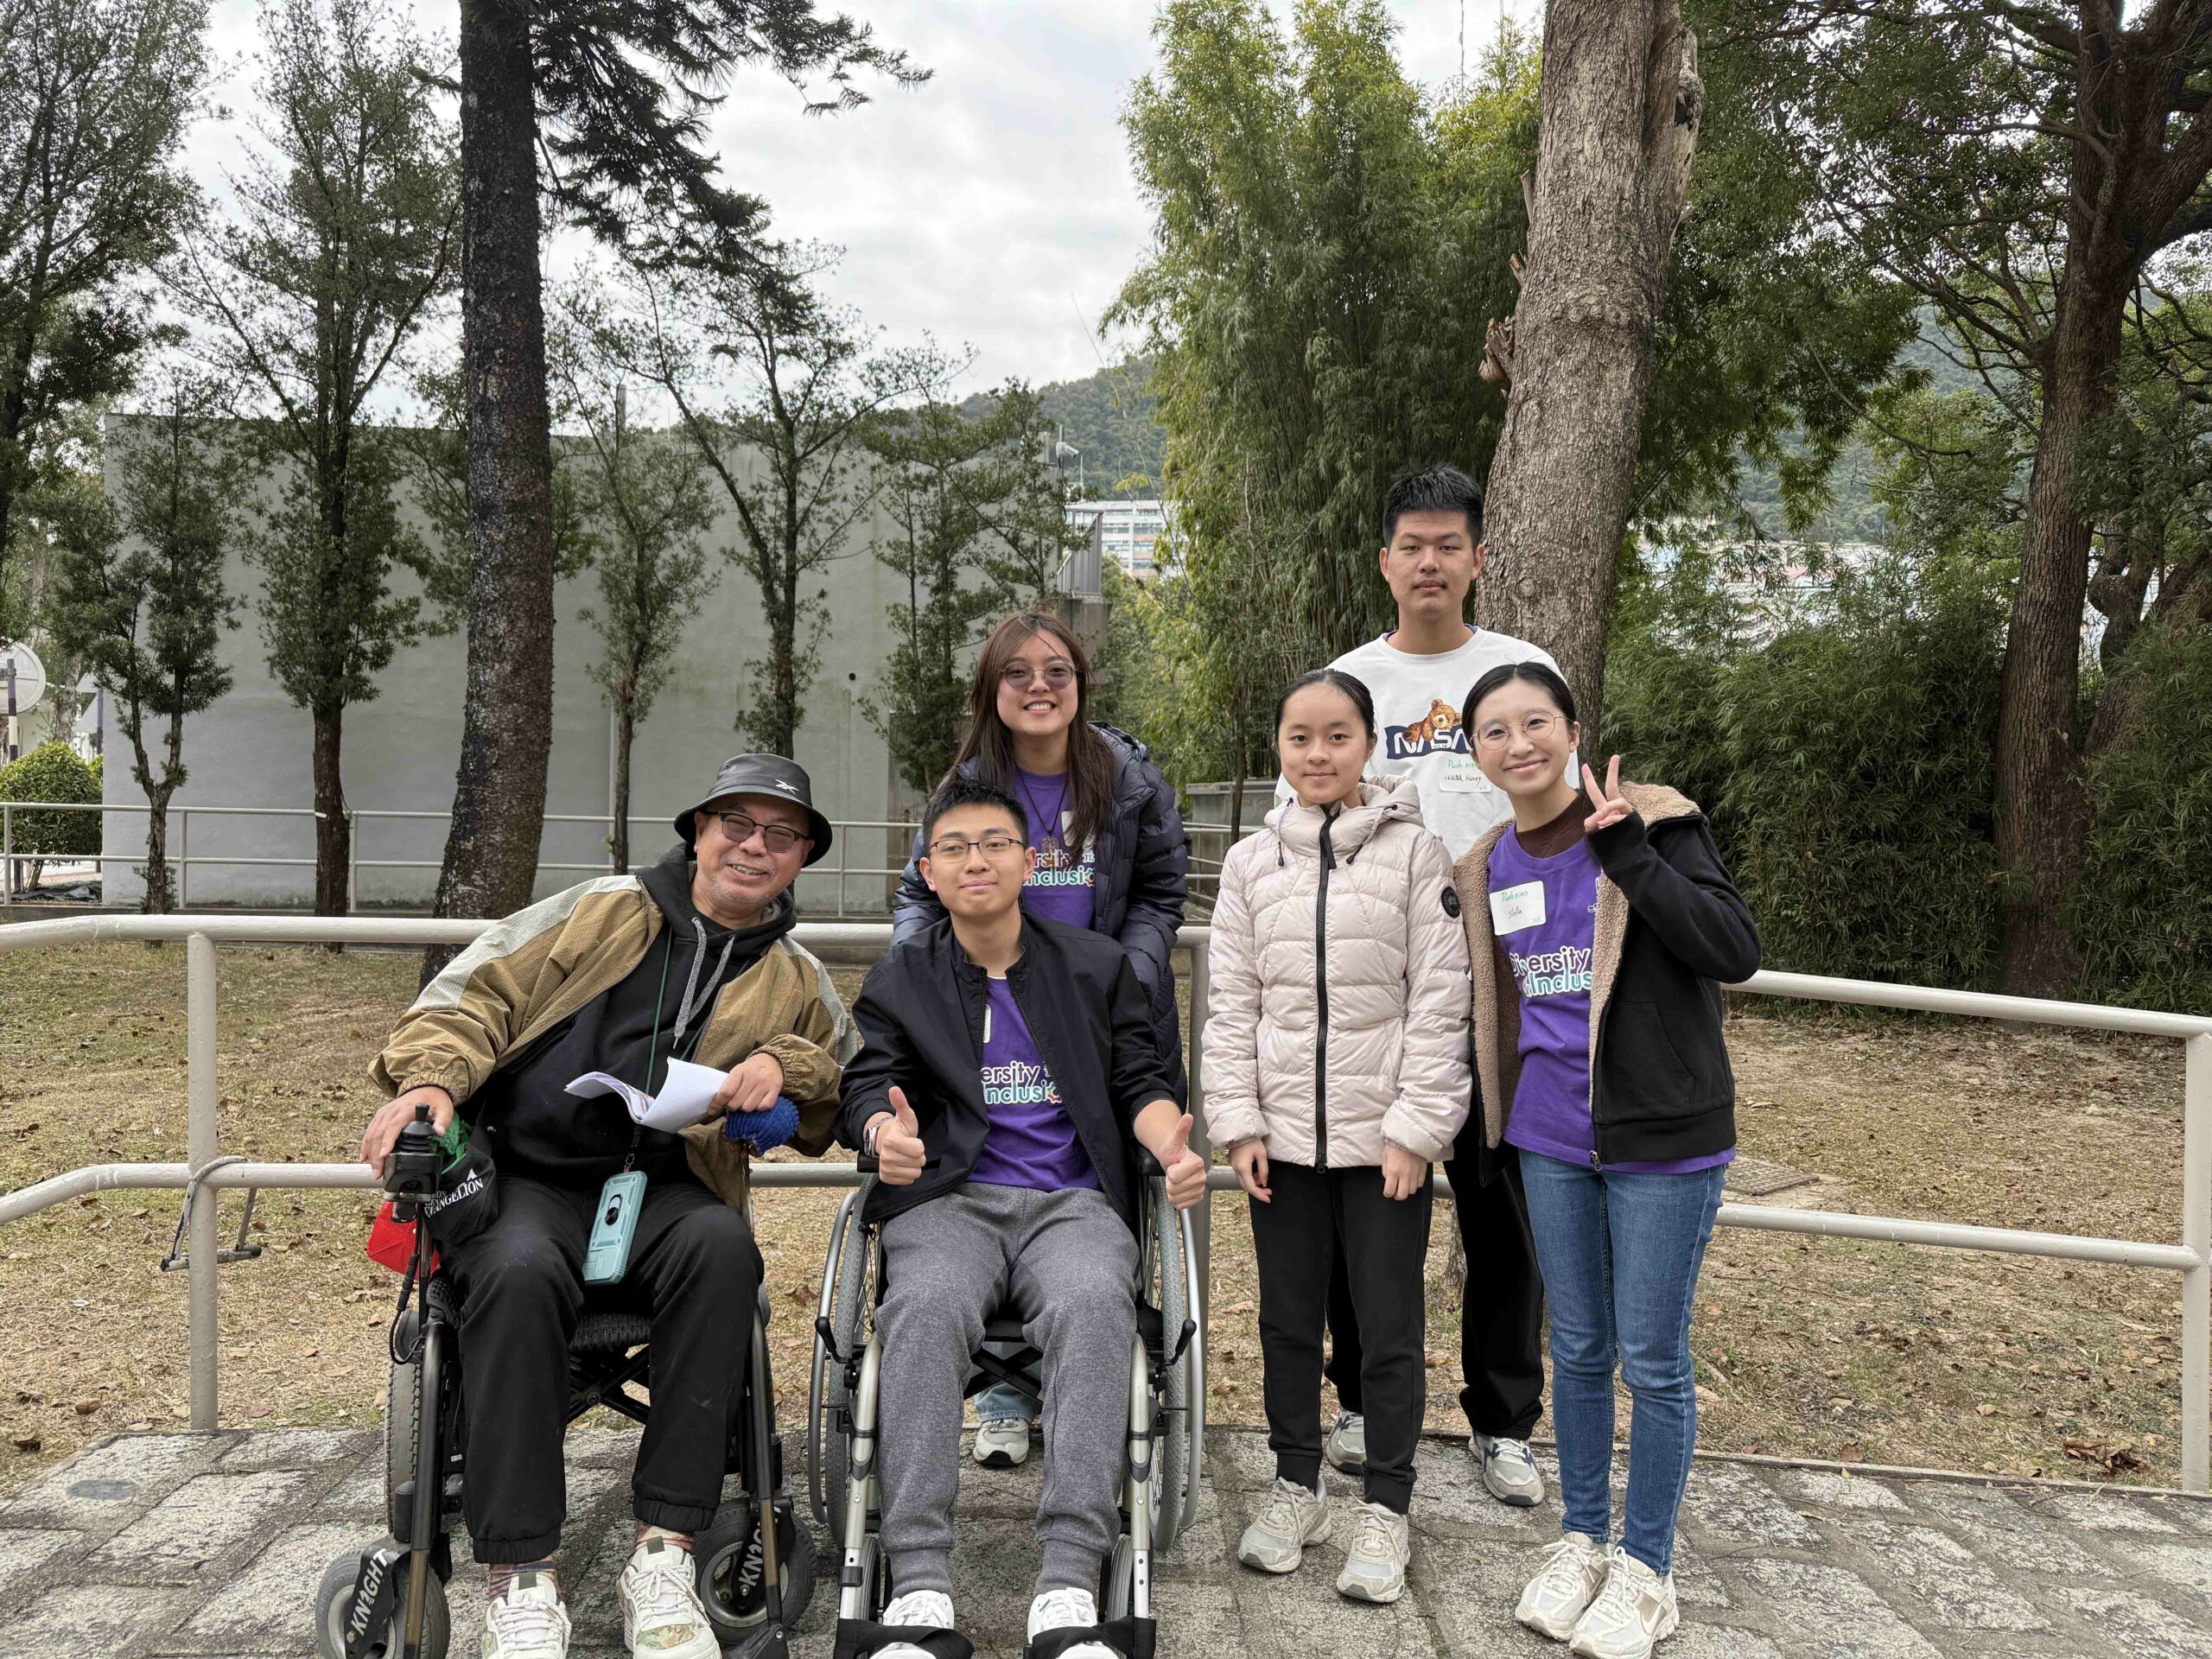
left=0, top=942, right=2195, bottom=1490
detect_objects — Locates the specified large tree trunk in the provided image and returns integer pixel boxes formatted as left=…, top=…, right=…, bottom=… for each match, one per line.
left=610, top=702, right=633, bottom=873
left=429, top=0, right=558, bottom=966
left=1994, top=270, right=2127, bottom=998
left=312, top=703, right=349, bottom=917
left=1473, top=0, right=1701, bottom=741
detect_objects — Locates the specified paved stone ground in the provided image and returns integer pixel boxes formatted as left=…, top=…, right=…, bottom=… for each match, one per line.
left=5, top=1424, right=2212, bottom=1657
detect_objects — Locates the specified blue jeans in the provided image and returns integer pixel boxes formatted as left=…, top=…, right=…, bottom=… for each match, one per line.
left=976, top=1346, right=1039, bottom=1425
left=1518, top=1154, right=1725, bottom=1576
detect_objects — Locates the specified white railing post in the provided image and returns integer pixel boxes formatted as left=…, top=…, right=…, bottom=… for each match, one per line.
left=2183, top=1032, right=2209, bottom=1491
left=176, top=808, right=188, bottom=910
left=3, top=801, right=12, bottom=900
left=188, top=931, right=219, bottom=1430
left=347, top=808, right=359, bottom=912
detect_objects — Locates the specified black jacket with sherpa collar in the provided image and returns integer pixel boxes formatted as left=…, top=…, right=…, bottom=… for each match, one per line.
left=1453, top=783, right=1762, bottom=1167
left=838, top=915, right=1178, bottom=1230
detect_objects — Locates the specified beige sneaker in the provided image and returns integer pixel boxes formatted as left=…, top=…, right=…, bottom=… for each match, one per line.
left=1237, top=1476, right=1332, bottom=1573
left=875, top=1589, right=957, bottom=1659
left=973, top=1417, right=1032, bottom=1468
left=1335, top=1500, right=1410, bottom=1604
left=616, top=1537, right=718, bottom=1659
left=484, top=1571, right=571, bottom=1659
left=1516, top=1532, right=1610, bottom=1640
left=1325, top=1411, right=1367, bottom=1475
left=1568, top=1547, right=1680, bottom=1659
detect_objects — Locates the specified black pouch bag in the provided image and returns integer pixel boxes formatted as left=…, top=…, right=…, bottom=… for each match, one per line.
left=422, top=1144, right=499, bottom=1249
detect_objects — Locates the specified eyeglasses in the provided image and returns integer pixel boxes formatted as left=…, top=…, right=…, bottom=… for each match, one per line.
left=1001, top=662, right=1076, bottom=690
left=1473, top=712, right=1565, bottom=750
left=926, top=832, right=1024, bottom=861
left=709, top=810, right=810, bottom=854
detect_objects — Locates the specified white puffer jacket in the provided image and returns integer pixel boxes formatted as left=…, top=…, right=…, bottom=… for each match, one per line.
left=1202, top=774, right=1473, bottom=1166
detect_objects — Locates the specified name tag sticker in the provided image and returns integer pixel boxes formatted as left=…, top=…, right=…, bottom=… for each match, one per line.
left=1490, top=880, right=1547, bottom=934
left=1436, top=753, right=1493, bottom=793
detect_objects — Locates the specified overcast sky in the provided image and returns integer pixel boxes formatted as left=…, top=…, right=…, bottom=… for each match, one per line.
left=188, top=0, right=1536, bottom=396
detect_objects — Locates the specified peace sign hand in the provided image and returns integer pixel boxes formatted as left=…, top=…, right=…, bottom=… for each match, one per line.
left=1581, top=755, right=1632, bottom=834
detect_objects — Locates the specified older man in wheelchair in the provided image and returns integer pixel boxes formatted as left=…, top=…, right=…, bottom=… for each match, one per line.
left=341, top=755, right=856, bottom=1659
left=826, top=777, right=1206, bottom=1659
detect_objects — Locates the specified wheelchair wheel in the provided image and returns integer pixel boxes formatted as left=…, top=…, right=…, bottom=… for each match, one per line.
left=1148, top=1178, right=1194, bottom=1556
left=382, top=1312, right=421, bottom=1537
left=314, top=1547, right=448, bottom=1659
left=696, top=1497, right=816, bottom=1639
left=809, top=1185, right=872, bottom=1530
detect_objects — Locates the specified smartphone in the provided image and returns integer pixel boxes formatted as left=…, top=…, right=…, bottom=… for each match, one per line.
left=584, top=1170, right=647, bottom=1285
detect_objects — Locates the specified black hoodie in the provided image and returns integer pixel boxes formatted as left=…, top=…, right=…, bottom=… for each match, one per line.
left=466, top=842, right=797, bottom=1188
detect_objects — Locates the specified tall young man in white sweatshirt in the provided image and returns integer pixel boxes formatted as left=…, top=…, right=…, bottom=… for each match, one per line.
left=1283, top=463, right=1555, bottom=1509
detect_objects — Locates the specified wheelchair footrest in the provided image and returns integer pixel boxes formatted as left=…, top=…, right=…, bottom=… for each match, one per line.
left=832, top=1618, right=974, bottom=1659
left=1025, top=1618, right=1154, bottom=1659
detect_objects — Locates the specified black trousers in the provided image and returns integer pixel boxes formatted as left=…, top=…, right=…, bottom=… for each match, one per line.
left=1325, top=1131, right=1545, bottom=1442
left=1249, top=1161, right=1431, bottom=1513
left=443, top=1173, right=763, bottom=1563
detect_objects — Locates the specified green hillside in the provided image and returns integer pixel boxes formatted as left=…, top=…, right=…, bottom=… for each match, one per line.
left=963, top=359, right=1166, bottom=497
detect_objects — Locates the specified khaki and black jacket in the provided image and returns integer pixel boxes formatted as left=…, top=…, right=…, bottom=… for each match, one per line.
left=373, top=864, right=857, bottom=1208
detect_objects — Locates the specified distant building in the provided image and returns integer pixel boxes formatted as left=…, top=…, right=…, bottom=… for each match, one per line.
left=1065, top=499, right=1175, bottom=577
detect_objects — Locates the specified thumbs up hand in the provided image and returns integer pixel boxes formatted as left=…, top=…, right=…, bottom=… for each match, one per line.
left=1145, top=1106, right=1208, bottom=1211
left=870, top=1085, right=928, bottom=1186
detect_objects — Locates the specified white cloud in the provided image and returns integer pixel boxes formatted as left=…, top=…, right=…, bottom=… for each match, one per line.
left=188, top=0, right=1538, bottom=395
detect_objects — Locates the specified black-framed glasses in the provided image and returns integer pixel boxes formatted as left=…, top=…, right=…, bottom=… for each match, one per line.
left=926, top=832, right=1024, bottom=861
left=1001, top=662, right=1076, bottom=690
left=710, top=810, right=810, bottom=854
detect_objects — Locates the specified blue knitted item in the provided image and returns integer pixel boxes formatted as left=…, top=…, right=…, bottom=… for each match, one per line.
left=723, top=1095, right=800, bottom=1153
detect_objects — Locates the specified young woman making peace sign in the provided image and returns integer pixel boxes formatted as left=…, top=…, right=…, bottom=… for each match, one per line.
left=1454, top=663, right=1759, bottom=1659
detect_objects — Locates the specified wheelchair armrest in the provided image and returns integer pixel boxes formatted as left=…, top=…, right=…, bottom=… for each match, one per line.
left=1135, top=1146, right=1166, bottom=1179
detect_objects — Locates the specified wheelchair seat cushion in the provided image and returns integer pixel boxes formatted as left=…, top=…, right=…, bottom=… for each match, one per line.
left=572, top=1308, right=654, bottom=1353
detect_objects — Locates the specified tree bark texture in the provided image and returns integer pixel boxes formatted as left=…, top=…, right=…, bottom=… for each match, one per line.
left=312, top=703, right=350, bottom=917
left=143, top=787, right=174, bottom=915
left=1473, top=0, right=1701, bottom=741
left=611, top=701, right=633, bottom=873
left=429, top=0, right=558, bottom=952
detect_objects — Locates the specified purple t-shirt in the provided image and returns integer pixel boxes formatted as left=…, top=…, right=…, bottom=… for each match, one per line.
left=969, top=975, right=1100, bottom=1193
left=1015, top=767, right=1096, bottom=931
left=1489, top=826, right=1732, bottom=1176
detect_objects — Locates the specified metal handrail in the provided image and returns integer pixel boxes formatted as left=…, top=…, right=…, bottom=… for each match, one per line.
left=1, top=912, right=2207, bottom=1490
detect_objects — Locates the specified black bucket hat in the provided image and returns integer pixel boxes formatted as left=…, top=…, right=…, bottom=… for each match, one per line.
left=677, top=754, right=834, bottom=867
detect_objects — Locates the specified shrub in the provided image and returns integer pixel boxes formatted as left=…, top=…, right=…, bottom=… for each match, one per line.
left=0, top=740, right=100, bottom=859
left=2075, top=624, right=2212, bottom=1013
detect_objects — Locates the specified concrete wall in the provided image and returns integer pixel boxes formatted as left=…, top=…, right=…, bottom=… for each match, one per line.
left=95, top=416, right=957, bottom=913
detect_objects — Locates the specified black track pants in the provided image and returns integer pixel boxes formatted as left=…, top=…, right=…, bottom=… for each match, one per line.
left=1325, top=1133, right=1545, bottom=1442
left=443, top=1173, right=763, bottom=1563
left=1249, top=1160, right=1432, bottom=1513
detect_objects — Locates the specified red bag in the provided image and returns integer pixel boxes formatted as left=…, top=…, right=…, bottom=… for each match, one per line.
left=365, top=1200, right=437, bottom=1275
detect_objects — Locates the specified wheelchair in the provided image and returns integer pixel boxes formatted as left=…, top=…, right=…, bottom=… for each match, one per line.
left=313, top=1118, right=815, bottom=1659
left=805, top=1156, right=1204, bottom=1659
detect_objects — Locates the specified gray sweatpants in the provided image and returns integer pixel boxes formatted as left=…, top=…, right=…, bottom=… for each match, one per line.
left=875, top=1182, right=1140, bottom=1598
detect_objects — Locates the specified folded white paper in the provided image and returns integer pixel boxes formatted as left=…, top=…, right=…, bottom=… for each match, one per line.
left=565, top=1057, right=724, bottom=1131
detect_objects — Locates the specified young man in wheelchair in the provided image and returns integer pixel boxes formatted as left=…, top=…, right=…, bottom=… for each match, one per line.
left=841, top=777, right=1207, bottom=1659
left=357, top=754, right=856, bottom=1659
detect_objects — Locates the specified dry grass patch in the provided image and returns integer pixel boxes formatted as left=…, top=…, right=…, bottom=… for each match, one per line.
left=0, top=946, right=2195, bottom=1491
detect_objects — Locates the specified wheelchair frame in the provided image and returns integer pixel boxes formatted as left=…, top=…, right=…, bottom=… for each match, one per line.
left=807, top=1168, right=1205, bottom=1653
left=315, top=1158, right=813, bottom=1659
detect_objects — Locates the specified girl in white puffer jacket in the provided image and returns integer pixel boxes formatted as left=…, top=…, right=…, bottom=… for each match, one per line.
left=1205, top=668, right=1472, bottom=1605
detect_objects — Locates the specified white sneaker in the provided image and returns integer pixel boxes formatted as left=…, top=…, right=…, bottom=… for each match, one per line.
left=1476, top=1433, right=1546, bottom=1506
left=1335, top=1500, right=1411, bottom=1604
left=1516, top=1532, right=1610, bottom=1640
left=1324, top=1410, right=1367, bottom=1475
left=1028, top=1586, right=1115, bottom=1659
left=974, top=1416, right=1033, bottom=1468
left=876, top=1588, right=957, bottom=1659
left=484, top=1571, right=571, bottom=1659
left=1568, top=1548, right=1680, bottom=1659
left=616, top=1537, right=719, bottom=1659
left=1236, top=1476, right=1332, bottom=1573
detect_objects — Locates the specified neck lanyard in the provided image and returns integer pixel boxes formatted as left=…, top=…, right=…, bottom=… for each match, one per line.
left=1018, top=769, right=1071, bottom=856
